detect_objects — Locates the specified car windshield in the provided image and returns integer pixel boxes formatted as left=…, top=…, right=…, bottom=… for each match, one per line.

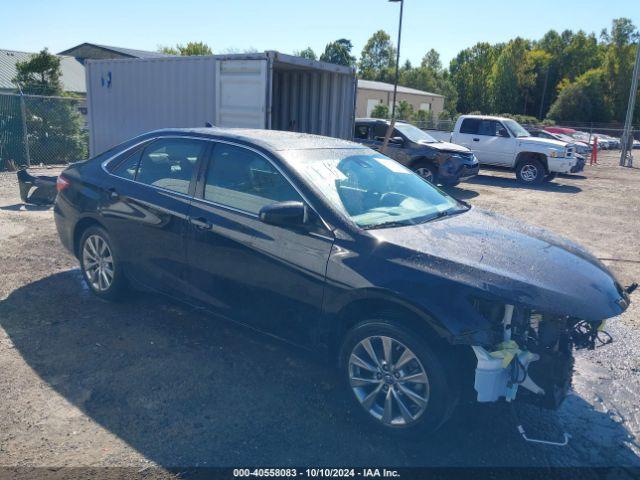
left=393, top=123, right=439, bottom=143
left=283, top=148, right=465, bottom=229
left=503, top=119, right=530, bottom=138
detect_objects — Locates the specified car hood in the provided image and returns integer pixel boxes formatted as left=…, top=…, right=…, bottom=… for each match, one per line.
left=371, top=208, right=627, bottom=322
left=419, top=140, right=471, bottom=153
left=518, top=137, right=567, bottom=149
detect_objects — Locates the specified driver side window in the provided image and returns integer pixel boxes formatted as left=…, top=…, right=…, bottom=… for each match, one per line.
left=204, top=143, right=302, bottom=215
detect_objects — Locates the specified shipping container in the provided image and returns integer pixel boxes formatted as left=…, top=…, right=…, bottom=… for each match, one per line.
left=85, top=51, right=356, bottom=155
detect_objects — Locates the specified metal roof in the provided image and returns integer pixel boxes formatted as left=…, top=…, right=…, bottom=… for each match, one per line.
left=0, top=49, right=86, bottom=92
left=58, top=43, right=170, bottom=59
left=357, top=79, right=443, bottom=98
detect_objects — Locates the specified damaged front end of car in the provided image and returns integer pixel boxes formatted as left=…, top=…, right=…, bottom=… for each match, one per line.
left=464, top=286, right=634, bottom=410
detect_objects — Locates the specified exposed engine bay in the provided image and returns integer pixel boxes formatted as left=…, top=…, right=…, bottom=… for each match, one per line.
left=470, top=296, right=635, bottom=410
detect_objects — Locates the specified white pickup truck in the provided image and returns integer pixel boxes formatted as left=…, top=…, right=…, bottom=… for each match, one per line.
left=449, top=115, right=584, bottom=184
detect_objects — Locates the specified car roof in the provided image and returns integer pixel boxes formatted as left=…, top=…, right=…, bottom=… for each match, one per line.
left=145, top=127, right=365, bottom=152
left=355, top=117, right=411, bottom=125
left=459, top=114, right=510, bottom=122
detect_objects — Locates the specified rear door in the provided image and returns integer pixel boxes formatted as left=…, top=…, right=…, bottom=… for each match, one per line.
left=185, top=141, right=334, bottom=346
left=215, top=59, right=268, bottom=128
left=101, top=137, right=209, bottom=296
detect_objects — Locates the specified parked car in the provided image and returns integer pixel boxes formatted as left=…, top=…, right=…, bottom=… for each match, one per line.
left=54, top=128, right=631, bottom=435
left=450, top=115, right=583, bottom=184
left=529, top=129, right=591, bottom=156
left=353, top=118, right=479, bottom=186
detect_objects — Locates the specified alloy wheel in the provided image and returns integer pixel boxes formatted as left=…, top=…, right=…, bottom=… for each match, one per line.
left=82, top=234, right=114, bottom=292
left=415, top=167, right=434, bottom=183
left=348, top=335, right=430, bottom=427
left=520, top=164, right=538, bottom=182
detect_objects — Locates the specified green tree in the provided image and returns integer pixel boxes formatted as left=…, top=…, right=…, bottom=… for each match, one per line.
left=319, top=39, right=356, bottom=66
left=490, top=38, right=534, bottom=114
left=358, top=30, right=396, bottom=81
left=13, top=48, right=62, bottom=96
left=449, top=42, right=496, bottom=113
left=370, top=104, right=389, bottom=119
left=601, top=18, right=640, bottom=122
left=547, top=68, right=611, bottom=122
left=401, top=50, right=458, bottom=117
left=413, top=108, right=434, bottom=127
left=158, top=41, right=213, bottom=56
left=395, top=100, right=414, bottom=121
left=294, top=47, right=317, bottom=60
left=13, top=49, right=87, bottom=164
left=421, top=49, right=442, bottom=71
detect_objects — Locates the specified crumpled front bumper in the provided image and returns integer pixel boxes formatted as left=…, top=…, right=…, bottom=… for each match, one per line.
left=570, top=155, right=586, bottom=173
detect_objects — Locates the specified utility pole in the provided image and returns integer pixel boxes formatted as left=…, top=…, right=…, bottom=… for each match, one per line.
left=620, top=39, right=640, bottom=167
left=538, top=65, right=550, bottom=120
left=381, top=0, right=404, bottom=154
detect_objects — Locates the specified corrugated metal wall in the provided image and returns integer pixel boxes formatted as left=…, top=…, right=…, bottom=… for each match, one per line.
left=271, top=68, right=354, bottom=140
left=86, top=53, right=356, bottom=156
left=87, top=56, right=216, bottom=156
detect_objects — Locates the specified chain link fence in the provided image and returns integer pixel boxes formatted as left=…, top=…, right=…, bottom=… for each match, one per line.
left=0, top=92, right=88, bottom=171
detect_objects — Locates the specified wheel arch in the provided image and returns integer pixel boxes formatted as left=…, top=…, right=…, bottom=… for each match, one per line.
left=73, top=217, right=107, bottom=258
left=408, top=155, right=438, bottom=171
left=515, top=151, right=548, bottom=173
left=331, top=295, right=451, bottom=368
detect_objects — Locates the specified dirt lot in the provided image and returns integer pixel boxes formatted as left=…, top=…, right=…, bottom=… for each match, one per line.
left=1, top=152, right=639, bottom=476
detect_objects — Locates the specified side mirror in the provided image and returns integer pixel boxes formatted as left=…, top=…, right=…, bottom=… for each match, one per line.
left=259, top=201, right=307, bottom=228
left=389, top=136, right=404, bottom=145
left=497, top=128, right=510, bottom=138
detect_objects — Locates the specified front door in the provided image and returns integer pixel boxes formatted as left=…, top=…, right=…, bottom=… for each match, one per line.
left=186, top=141, right=334, bottom=346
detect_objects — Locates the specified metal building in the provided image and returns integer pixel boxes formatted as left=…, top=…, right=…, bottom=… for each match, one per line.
left=86, top=51, right=356, bottom=155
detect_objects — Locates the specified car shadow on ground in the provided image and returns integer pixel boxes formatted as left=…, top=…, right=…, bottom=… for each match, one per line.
left=466, top=174, right=582, bottom=194
left=0, top=203, right=53, bottom=211
left=441, top=185, right=480, bottom=201
left=1, top=270, right=638, bottom=468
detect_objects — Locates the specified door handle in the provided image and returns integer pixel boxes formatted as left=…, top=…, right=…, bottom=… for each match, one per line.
left=472, top=138, right=480, bottom=142
left=189, top=216, right=212, bottom=230
left=107, top=188, right=119, bottom=200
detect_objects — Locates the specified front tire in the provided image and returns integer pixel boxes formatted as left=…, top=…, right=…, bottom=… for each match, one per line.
left=516, top=158, right=546, bottom=184
left=340, top=320, right=455, bottom=435
left=79, top=226, right=127, bottom=301
left=412, top=161, right=438, bottom=185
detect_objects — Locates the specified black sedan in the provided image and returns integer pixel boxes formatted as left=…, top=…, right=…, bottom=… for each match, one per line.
left=54, top=128, right=630, bottom=435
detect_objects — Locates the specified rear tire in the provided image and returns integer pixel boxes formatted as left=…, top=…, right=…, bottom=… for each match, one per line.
left=412, top=161, right=438, bottom=185
left=543, top=172, right=558, bottom=183
left=79, top=226, right=127, bottom=301
left=516, top=158, right=545, bottom=184
left=340, top=319, right=455, bottom=436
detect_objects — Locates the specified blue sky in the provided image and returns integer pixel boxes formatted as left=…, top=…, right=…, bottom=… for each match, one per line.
left=4, top=0, right=638, bottom=66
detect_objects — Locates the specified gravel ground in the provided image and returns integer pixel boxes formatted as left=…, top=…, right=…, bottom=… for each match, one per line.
left=0, top=152, right=639, bottom=475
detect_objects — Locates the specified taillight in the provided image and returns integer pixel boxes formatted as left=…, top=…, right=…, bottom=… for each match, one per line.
left=56, top=175, right=71, bottom=192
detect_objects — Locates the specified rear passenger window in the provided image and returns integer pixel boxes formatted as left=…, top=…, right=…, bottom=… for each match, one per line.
left=136, top=138, right=206, bottom=194
left=112, top=148, right=142, bottom=180
left=354, top=125, right=370, bottom=140
left=204, top=143, right=302, bottom=214
left=460, top=119, right=480, bottom=134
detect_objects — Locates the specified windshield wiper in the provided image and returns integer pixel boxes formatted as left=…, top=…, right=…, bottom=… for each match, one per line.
left=362, top=206, right=470, bottom=230
left=362, top=220, right=414, bottom=230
